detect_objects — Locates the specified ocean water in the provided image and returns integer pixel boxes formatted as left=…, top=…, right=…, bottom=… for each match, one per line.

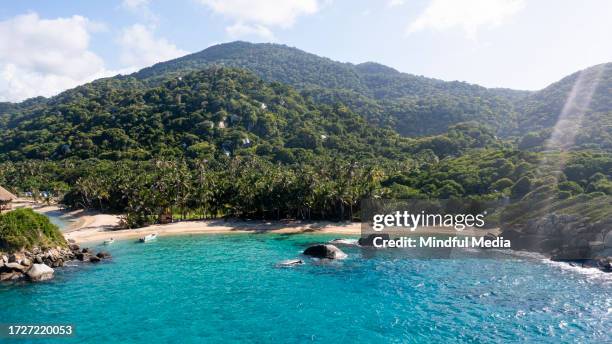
left=1, top=234, right=610, bottom=343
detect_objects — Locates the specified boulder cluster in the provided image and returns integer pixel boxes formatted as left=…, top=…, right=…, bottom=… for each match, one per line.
left=0, top=240, right=111, bottom=282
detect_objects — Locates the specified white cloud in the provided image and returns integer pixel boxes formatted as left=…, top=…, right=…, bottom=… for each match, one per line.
left=226, top=23, right=275, bottom=41
left=118, top=24, right=188, bottom=69
left=0, top=13, right=116, bottom=102
left=407, top=0, right=525, bottom=39
left=121, top=0, right=158, bottom=24
left=198, top=0, right=319, bottom=39
left=387, top=0, right=405, bottom=7
left=122, top=0, right=150, bottom=10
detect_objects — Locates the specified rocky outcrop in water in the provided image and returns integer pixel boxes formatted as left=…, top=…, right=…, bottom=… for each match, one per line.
left=358, top=234, right=390, bottom=247
left=27, top=264, right=55, bottom=281
left=0, top=244, right=112, bottom=283
left=97, top=251, right=112, bottom=259
left=303, top=244, right=347, bottom=259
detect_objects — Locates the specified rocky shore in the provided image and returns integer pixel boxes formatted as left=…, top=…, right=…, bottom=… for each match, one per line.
left=500, top=213, right=612, bottom=272
left=300, top=231, right=612, bottom=273
left=0, top=240, right=111, bottom=283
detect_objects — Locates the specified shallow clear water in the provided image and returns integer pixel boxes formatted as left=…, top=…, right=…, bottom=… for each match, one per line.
left=41, top=210, right=71, bottom=230
left=1, top=234, right=610, bottom=343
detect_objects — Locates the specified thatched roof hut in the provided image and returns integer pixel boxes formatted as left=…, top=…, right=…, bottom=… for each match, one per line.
left=0, top=185, right=17, bottom=203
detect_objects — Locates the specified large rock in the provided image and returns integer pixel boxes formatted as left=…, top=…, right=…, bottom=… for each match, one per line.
left=551, top=247, right=591, bottom=261
left=358, top=234, right=390, bottom=247
left=0, top=271, right=24, bottom=281
left=89, top=256, right=101, bottom=263
left=8, top=253, right=25, bottom=263
left=604, top=230, right=612, bottom=248
left=20, top=257, right=32, bottom=267
left=303, top=244, right=347, bottom=259
left=96, top=251, right=112, bottom=259
left=3, top=262, right=28, bottom=273
left=538, top=238, right=565, bottom=252
left=50, top=258, right=64, bottom=268
left=596, top=257, right=612, bottom=272
left=26, top=264, right=55, bottom=282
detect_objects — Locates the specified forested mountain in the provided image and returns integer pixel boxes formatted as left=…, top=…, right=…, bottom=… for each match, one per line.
left=0, top=68, right=399, bottom=162
left=134, top=41, right=527, bottom=137
left=136, top=41, right=367, bottom=93
left=137, top=41, right=520, bottom=100
left=133, top=41, right=610, bottom=147
left=0, top=67, right=501, bottom=163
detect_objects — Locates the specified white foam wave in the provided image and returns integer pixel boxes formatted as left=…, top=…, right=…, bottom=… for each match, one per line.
left=491, top=249, right=612, bottom=282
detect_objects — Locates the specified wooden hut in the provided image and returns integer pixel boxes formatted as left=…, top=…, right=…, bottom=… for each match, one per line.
left=0, top=186, right=17, bottom=213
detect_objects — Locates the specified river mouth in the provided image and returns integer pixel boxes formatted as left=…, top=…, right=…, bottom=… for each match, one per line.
left=1, top=233, right=610, bottom=343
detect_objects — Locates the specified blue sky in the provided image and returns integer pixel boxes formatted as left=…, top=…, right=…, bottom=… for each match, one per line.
left=0, top=0, right=611, bottom=101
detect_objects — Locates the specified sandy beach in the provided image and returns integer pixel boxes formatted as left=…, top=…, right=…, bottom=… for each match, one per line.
left=12, top=199, right=498, bottom=244
left=65, top=218, right=364, bottom=243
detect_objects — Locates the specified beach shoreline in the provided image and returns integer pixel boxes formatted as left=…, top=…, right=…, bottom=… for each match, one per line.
left=12, top=199, right=498, bottom=244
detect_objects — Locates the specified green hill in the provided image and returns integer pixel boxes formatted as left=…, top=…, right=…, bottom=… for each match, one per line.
left=133, top=41, right=526, bottom=137
left=136, top=41, right=368, bottom=94
left=1, top=66, right=510, bottom=163
left=0, top=67, right=404, bottom=162
left=0, top=208, right=66, bottom=252
left=133, top=41, right=611, bottom=148
left=516, top=63, right=612, bottom=150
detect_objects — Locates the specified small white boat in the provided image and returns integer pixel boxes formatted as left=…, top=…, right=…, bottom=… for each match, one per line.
left=103, top=238, right=115, bottom=245
left=139, top=233, right=158, bottom=243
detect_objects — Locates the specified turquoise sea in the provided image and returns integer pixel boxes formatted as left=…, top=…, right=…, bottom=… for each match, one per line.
left=1, top=232, right=611, bottom=343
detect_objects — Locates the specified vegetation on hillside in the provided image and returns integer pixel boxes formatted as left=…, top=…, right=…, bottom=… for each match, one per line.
left=0, top=208, right=66, bottom=252
left=0, top=148, right=609, bottom=228
left=517, top=63, right=612, bottom=150
left=133, top=42, right=610, bottom=148
left=133, top=42, right=526, bottom=138
left=0, top=68, right=413, bottom=162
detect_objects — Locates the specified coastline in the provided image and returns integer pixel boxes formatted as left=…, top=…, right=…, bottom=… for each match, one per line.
left=66, top=218, right=363, bottom=243
left=13, top=199, right=498, bottom=244
left=63, top=214, right=501, bottom=244
left=9, top=200, right=610, bottom=275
